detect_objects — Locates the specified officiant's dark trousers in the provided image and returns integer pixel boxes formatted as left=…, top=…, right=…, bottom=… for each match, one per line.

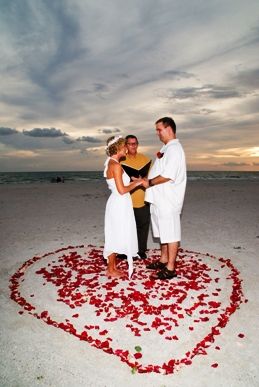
left=133, top=203, right=150, bottom=255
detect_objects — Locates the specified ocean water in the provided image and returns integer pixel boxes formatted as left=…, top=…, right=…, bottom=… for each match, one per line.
left=0, top=171, right=103, bottom=184
left=0, top=171, right=258, bottom=184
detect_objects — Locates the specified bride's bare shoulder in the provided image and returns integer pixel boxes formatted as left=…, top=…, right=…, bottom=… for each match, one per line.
left=110, top=161, right=122, bottom=176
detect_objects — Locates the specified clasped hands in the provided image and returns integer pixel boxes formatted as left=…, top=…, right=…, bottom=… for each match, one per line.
left=132, top=176, right=149, bottom=188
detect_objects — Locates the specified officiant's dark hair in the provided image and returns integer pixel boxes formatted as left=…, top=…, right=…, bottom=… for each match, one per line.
left=125, top=135, right=138, bottom=144
left=156, top=117, right=176, bottom=134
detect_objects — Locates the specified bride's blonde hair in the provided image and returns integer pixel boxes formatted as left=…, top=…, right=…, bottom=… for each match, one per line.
left=106, top=135, right=125, bottom=156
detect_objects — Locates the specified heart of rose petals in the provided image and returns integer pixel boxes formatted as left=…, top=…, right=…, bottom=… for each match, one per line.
left=9, top=245, right=246, bottom=374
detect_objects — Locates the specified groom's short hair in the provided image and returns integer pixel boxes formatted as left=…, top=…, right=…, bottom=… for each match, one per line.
left=156, top=117, right=176, bottom=134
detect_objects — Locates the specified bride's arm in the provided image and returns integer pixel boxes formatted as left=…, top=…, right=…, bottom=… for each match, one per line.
left=113, top=163, right=142, bottom=195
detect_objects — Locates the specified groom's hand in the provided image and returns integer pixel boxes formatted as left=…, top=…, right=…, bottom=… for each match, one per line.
left=141, top=178, right=149, bottom=188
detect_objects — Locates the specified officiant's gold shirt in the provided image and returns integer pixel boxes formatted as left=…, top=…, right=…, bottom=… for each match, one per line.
left=122, top=153, right=151, bottom=208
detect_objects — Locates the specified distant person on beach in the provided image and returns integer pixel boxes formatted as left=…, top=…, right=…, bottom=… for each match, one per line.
left=56, top=176, right=65, bottom=183
left=103, top=135, right=144, bottom=278
left=119, top=135, right=151, bottom=259
left=51, top=176, right=64, bottom=183
left=142, top=117, right=186, bottom=280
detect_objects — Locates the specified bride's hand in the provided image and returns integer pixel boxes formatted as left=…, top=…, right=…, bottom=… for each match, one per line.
left=132, top=176, right=142, bottom=186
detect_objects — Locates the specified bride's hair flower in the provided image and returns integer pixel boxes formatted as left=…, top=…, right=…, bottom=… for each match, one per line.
left=106, top=135, right=123, bottom=148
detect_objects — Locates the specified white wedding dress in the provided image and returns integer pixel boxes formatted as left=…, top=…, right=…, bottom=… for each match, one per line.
left=103, top=157, right=138, bottom=278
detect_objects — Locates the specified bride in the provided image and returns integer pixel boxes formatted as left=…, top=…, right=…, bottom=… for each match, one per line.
left=103, top=135, right=143, bottom=278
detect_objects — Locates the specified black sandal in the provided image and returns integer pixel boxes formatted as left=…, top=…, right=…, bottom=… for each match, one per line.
left=152, top=267, right=177, bottom=280
left=146, top=260, right=167, bottom=270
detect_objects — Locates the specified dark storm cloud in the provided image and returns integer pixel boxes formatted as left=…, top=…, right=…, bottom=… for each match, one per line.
left=23, top=128, right=67, bottom=137
left=77, top=136, right=102, bottom=143
left=0, top=127, right=18, bottom=135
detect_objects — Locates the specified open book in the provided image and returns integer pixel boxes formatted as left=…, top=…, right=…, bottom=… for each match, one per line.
left=121, top=160, right=151, bottom=180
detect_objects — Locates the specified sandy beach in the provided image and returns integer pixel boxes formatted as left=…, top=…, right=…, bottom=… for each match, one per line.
left=1, top=180, right=259, bottom=387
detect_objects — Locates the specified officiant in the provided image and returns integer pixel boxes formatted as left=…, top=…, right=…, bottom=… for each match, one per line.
left=120, top=135, right=151, bottom=259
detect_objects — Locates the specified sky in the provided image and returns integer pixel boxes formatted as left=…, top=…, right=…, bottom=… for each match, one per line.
left=0, top=0, right=259, bottom=172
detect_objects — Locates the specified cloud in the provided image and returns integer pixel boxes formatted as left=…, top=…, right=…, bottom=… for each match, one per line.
left=157, top=84, right=242, bottom=101
left=62, top=136, right=75, bottom=144
left=3, top=150, right=38, bottom=158
left=79, top=148, right=89, bottom=156
left=4, top=0, right=85, bottom=100
left=232, top=68, right=259, bottom=90
left=223, top=162, right=250, bottom=167
left=75, top=83, right=110, bottom=97
left=99, top=128, right=121, bottom=134
left=161, top=70, right=194, bottom=80
left=93, top=83, right=109, bottom=93
left=77, top=136, right=102, bottom=143
left=0, top=127, right=18, bottom=135
left=199, top=109, right=215, bottom=115
left=23, top=128, right=67, bottom=137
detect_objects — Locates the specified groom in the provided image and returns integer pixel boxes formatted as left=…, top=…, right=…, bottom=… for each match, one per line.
left=142, top=117, right=187, bottom=279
